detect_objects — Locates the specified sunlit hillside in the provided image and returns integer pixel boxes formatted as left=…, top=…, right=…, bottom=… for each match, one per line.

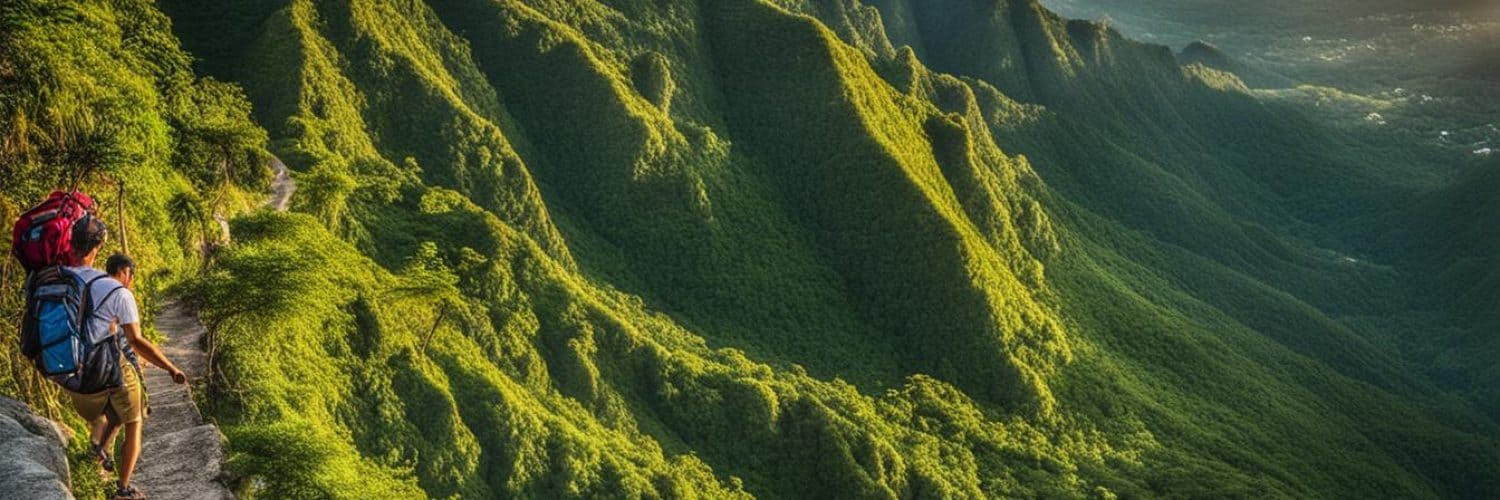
left=3, top=0, right=1496, bottom=498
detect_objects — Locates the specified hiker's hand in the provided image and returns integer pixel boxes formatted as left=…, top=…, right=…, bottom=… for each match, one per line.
left=170, top=369, right=188, bottom=385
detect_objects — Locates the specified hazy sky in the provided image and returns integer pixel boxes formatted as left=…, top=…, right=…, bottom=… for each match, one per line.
left=1039, top=0, right=1499, bottom=49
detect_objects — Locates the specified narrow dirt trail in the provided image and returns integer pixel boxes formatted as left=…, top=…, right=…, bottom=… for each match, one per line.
left=266, top=156, right=295, bottom=212
left=133, top=157, right=294, bottom=499
left=135, top=303, right=233, bottom=500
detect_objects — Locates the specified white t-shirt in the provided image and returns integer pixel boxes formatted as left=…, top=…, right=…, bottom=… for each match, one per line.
left=64, top=266, right=139, bottom=359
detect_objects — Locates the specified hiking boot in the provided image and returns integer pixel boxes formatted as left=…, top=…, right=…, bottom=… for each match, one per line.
left=114, top=485, right=145, bottom=499
left=91, top=442, right=115, bottom=473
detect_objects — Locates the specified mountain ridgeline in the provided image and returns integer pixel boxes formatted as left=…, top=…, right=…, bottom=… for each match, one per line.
left=3, top=0, right=1497, bottom=498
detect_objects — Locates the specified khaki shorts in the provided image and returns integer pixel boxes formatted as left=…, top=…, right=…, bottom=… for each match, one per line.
left=67, top=358, right=146, bottom=425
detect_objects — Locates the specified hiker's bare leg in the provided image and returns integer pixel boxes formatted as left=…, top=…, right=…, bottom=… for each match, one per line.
left=118, top=420, right=143, bottom=488
left=89, top=417, right=109, bottom=445
left=101, top=420, right=121, bottom=452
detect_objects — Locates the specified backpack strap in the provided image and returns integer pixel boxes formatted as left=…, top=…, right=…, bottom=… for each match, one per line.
left=83, top=279, right=127, bottom=329
left=77, top=275, right=138, bottom=370
left=91, top=285, right=124, bottom=317
left=79, top=275, right=108, bottom=314
left=92, top=284, right=138, bottom=371
left=77, top=274, right=109, bottom=337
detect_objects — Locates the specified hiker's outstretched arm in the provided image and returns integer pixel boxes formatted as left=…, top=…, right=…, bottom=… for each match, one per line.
left=122, top=323, right=183, bottom=380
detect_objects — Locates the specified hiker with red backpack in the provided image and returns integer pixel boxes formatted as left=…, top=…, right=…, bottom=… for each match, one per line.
left=12, top=191, right=187, bottom=500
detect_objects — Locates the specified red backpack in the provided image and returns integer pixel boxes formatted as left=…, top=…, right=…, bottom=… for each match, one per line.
left=11, top=191, right=96, bottom=271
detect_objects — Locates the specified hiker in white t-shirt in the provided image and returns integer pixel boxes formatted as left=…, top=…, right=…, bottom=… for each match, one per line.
left=63, top=217, right=186, bottom=500
left=81, top=254, right=150, bottom=477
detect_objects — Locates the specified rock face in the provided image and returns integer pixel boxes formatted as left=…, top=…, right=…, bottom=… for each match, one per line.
left=0, top=397, right=72, bottom=500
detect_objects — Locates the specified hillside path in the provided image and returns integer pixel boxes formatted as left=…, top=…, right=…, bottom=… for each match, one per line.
left=266, top=156, right=295, bottom=212
left=135, top=303, right=234, bottom=500
left=133, top=157, right=294, bottom=499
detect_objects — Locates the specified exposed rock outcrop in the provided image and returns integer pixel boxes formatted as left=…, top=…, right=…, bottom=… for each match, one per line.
left=0, top=397, right=72, bottom=500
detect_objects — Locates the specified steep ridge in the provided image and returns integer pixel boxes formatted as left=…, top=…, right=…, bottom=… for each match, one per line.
left=119, top=0, right=1500, bottom=498
left=702, top=0, right=1069, bottom=408
left=838, top=0, right=1458, bottom=392
left=161, top=0, right=571, bottom=263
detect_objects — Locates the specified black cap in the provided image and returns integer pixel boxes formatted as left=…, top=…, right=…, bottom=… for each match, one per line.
left=71, top=214, right=108, bottom=256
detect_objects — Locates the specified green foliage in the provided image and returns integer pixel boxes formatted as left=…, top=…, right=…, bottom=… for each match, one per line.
left=7, top=0, right=1500, bottom=499
left=631, top=52, right=675, bottom=113
left=702, top=0, right=1070, bottom=409
left=190, top=211, right=758, bottom=498
left=169, top=78, right=272, bottom=195
left=165, top=0, right=1500, bottom=497
left=0, top=3, right=269, bottom=498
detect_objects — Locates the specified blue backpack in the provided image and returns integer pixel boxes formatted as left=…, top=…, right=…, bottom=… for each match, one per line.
left=19, top=265, right=126, bottom=394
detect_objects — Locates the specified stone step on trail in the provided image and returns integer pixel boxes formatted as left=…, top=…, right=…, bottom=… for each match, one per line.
left=133, top=301, right=233, bottom=500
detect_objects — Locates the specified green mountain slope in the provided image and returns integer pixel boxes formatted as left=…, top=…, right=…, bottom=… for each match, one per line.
left=1175, top=41, right=1294, bottom=89
left=4, top=0, right=1497, bottom=498
left=1388, top=157, right=1500, bottom=421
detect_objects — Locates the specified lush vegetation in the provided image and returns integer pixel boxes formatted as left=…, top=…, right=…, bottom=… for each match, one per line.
left=3, top=0, right=1497, bottom=498
left=0, top=1, right=272, bottom=496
